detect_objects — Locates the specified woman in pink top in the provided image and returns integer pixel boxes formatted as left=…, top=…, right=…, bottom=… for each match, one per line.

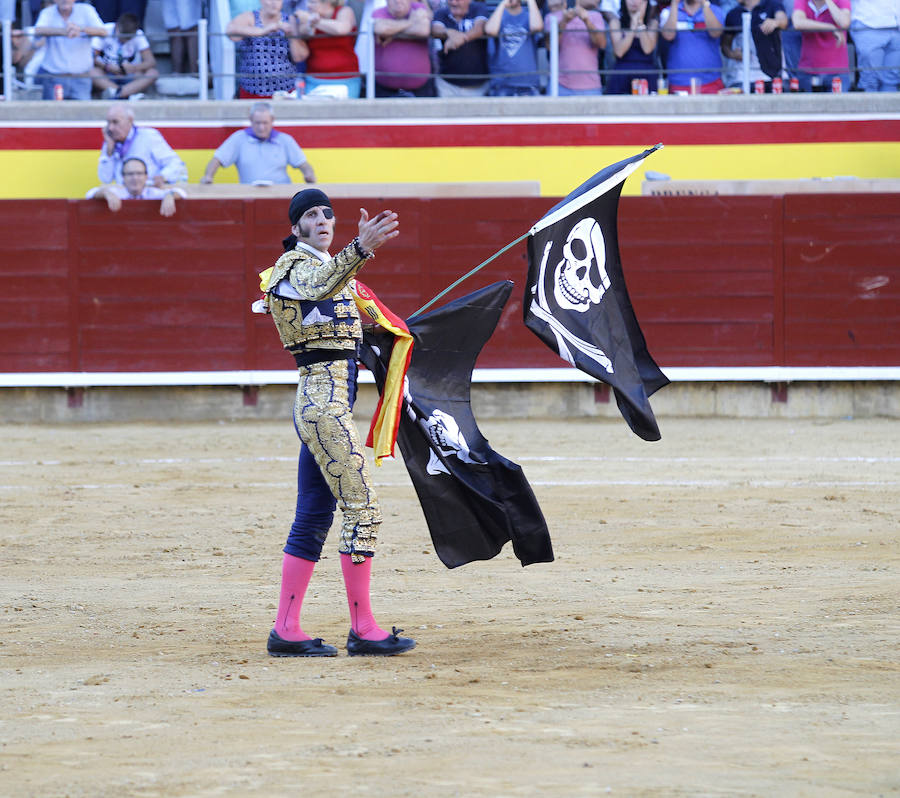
left=546, top=0, right=607, bottom=95
left=792, top=0, right=851, bottom=91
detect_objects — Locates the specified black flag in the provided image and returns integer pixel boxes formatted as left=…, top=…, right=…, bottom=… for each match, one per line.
left=524, top=147, right=669, bottom=441
left=360, top=281, right=553, bottom=569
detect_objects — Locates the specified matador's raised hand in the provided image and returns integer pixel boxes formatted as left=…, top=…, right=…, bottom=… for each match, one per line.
left=357, top=208, right=399, bottom=256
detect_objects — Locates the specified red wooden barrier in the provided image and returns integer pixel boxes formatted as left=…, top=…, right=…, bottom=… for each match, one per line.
left=1, top=195, right=897, bottom=374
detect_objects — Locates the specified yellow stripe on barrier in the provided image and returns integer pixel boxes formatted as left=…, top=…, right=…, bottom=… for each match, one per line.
left=2, top=142, right=899, bottom=199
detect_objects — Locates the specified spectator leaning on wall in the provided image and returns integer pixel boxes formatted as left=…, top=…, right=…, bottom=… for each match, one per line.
left=431, top=0, right=492, bottom=96
left=87, top=157, right=186, bottom=217
left=33, top=0, right=108, bottom=100
left=200, top=102, right=317, bottom=185
left=791, top=0, right=850, bottom=91
left=372, top=0, right=435, bottom=97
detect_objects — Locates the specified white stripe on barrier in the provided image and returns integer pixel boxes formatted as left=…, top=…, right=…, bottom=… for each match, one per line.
left=2, top=366, right=900, bottom=388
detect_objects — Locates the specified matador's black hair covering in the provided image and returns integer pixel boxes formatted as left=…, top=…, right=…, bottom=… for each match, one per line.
left=284, top=188, right=334, bottom=250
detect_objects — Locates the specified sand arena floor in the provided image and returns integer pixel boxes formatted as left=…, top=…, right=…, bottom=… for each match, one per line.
left=1, top=417, right=898, bottom=797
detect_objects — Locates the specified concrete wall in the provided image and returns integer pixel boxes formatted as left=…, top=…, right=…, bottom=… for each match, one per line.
left=2, top=381, right=897, bottom=424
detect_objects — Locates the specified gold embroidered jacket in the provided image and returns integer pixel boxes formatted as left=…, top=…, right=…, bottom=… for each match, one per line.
left=265, top=242, right=368, bottom=354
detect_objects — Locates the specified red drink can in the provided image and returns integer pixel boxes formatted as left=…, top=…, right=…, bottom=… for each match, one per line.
left=831, top=76, right=842, bottom=93
left=772, top=77, right=783, bottom=94
left=754, top=79, right=765, bottom=94
left=640, top=78, right=649, bottom=95
left=789, top=77, right=800, bottom=92
left=53, top=83, right=64, bottom=101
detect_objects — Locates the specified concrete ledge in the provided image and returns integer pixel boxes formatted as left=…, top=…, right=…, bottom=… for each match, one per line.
left=643, top=178, right=900, bottom=196
left=181, top=181, right=542, bottom=198
left=2, top=381, right=897, bottom=424
left=3, top=93, right=900, bottom=122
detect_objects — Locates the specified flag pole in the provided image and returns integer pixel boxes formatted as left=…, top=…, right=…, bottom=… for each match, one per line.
left=410, top=231, right=530, bottom=318
left=411, top=144, right=665, bottom=319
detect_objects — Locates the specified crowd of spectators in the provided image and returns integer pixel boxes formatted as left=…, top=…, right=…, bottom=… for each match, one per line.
left=5, top=1, right=887, bottom=219
left=5, top=0, right=898, bottom=96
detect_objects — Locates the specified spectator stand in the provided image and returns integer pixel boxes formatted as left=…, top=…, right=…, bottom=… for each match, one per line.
left=209, top=0, right=235, bottom=101
left=3, top=3, right=895, bottom=100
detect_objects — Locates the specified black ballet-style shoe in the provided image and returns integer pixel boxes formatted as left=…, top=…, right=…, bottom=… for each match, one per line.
left=346, top=627, right=416, bottom=657
left=267, top=629, right=338, bottom=657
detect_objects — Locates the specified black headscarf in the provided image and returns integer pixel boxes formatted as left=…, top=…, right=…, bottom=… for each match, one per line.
left=283, top=188, right=333, bottom=251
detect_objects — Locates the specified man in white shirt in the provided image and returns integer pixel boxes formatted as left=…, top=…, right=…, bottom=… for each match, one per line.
left=87, top=157, right=186, bottom=217
left=98, top=103, right=188, bottom=186
left=851, top=0, right=900, bottom=91
left=34, top=0, right=107, bottom=100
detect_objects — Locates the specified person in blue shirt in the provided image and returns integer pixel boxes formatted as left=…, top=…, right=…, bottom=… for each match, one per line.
left=660, top=0, right=725, bottom=92
left=484, top=0, right=545, bottom=95
left=200, top=103, right=316, bottom=185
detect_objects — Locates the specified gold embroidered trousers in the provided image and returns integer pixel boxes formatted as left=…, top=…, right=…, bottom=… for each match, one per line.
left=293, top=358, right=381, bottom=562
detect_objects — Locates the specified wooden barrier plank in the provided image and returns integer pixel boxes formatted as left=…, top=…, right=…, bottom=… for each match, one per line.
left=0, top=195, right=897, bottom=375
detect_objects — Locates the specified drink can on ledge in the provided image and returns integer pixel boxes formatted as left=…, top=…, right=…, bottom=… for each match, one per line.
left=790, top=77, right=799, bottom=92
left=754, top=79, right=765, bottom=94
left=658, top=77, right=668, bottom=95
left=689, top=77, right=700, bottom=95
left=772, top=77, right=783, bottom=94
left=53, top=83, right=64, bottom=101
left=831, top=76, right=842, bottom=93
left=639, top=78, right=649, bottom=95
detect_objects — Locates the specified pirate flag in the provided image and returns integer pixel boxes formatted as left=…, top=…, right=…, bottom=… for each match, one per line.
left=524, top=147, right=669, bottom=441
left=360, top=281, right=553, bottom=569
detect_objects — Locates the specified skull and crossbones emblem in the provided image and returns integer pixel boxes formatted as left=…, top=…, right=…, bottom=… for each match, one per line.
left=553, top=218, right=610, bottom=313
left=421, top=409, right=482, bottom=476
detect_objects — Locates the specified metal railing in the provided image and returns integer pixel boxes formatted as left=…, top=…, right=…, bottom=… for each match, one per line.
left=3, top=14, right=898, bottom=101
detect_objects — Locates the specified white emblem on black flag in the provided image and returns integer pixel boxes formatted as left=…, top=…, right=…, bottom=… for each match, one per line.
left=361, top=281, right=554, bottom=570
left=420, top=409, right=483, bottom=476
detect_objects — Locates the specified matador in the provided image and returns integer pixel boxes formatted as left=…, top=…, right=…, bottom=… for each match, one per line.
left=263, top=188, right=415, bottom=658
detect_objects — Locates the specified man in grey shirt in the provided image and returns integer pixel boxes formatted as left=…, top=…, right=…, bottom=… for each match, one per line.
left=200, top=102, right=316, bottom=185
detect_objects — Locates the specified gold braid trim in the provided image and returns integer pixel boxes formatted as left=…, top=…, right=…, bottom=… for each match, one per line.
left=267, top=242, right=367, bottom=301
left=293, top=359, right=382, bottom=561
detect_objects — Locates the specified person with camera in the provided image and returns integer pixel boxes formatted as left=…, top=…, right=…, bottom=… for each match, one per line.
left=548, top=0, right=608, bottom=95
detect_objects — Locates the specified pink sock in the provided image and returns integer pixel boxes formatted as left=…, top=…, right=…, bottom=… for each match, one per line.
left=274, top=554, right=316, bottom=641
left=341, top=553, right=389, bottom=641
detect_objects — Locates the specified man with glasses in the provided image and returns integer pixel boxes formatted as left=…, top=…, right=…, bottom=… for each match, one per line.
left=86, top=157, right=186, bottom=216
